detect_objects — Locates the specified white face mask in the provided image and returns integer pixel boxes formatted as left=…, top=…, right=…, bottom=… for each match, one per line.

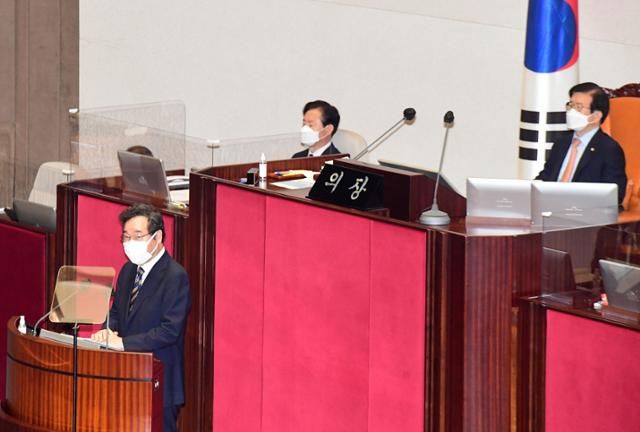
left=123, top=231, right=159, bottom=266
left=300, top=125, right=320, bottom=146
left=566, top=108, right=590, bottom=131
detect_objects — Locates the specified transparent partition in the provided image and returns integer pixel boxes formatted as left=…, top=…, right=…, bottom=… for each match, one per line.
left=49, top=265, right=115, bottom=324
left=536, top=203, right=618, bottom=232
left=541, top=214, right=640, bottom=303
left=185, top=132, right=302, bottom=173
left=73, top=101, right=188, bottom=178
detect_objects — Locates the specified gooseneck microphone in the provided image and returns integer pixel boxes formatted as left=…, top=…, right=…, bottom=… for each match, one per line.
left=419, top=111, right=455, bottom=225
left=353, top=108, right=416, bottom=160
left=32, top=288, right=83, bottom=336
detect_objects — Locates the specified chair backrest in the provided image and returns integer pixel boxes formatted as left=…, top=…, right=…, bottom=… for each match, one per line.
left=601, top=96, right=640, bottom=211
left=332, top=129, right=367, bottom=161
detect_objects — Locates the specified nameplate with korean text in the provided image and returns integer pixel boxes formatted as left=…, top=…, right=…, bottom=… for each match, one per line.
left=308, top=164, right=384, bottom=211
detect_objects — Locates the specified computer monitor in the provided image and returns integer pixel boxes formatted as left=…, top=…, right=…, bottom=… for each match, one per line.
left=12, top=199, right=56, bottom=233
left=599, top=259, right=640, bottom=313
left=531, top=182, right=618, bottom=228
left=377, top=159, right=461, bottom=195
left=117, top=150, right=172, bottom=201
left=542, top=247, right=576, bottom=293
left=466, top=178, right=531, bottom=223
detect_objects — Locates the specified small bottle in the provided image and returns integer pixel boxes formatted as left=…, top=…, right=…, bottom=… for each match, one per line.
left=18, top=315, right=26, bottom=335
left=259, top=153, right=267, bottom=182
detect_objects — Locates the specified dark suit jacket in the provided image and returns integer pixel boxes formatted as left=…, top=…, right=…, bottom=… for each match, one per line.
left=292, top=142, right=341, bottom=158
left=109, top=252, right=191, bottom=407
left=535, top=129, right=627, bottom=203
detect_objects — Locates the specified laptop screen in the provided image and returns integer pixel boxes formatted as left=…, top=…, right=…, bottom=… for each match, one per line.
left=117, top=150, right=171, bottom=201
left=599, top=259, right=640, bottom=313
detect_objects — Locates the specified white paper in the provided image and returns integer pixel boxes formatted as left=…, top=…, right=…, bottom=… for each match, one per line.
left=271, top=178, right=316, bottom=190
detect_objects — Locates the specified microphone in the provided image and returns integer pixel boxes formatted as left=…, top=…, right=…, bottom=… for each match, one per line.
left=419, top=111, right=455, bottom=225
left=33, top=290, right=76, bottom=336
left=353, top=108, right=416, bottom=160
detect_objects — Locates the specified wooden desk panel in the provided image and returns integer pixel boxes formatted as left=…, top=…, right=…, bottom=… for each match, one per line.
left=1, top=317, right=162, bottom=431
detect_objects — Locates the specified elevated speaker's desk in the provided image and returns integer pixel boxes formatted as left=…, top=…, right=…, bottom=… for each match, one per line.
left=188, top=158, right=542, bottom=432
left=46, top=157, right=640, bottom=431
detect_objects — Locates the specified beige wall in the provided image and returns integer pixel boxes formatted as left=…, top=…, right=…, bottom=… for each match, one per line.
left=0, top=0, right=78, bottom=207
left=79, top=0, right=640, bottom=192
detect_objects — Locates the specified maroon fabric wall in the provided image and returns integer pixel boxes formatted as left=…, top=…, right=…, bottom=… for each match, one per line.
left=213, top=184, right=427, bottom=431
left=0, top=222, right=47, bottom=400
left=546, top=310, right=640, bottom=431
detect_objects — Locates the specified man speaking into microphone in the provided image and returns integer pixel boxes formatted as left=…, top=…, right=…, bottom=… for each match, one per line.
left=91, top=203, right=191, bottom=432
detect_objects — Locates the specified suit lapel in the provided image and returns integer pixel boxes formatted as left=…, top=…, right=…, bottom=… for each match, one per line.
left=572, top=129, right=602, bottom=180
left=127, top=253, right=170, bottom=323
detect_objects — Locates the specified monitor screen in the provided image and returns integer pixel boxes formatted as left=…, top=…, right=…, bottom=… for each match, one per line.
left=599, top=259, right=640, bottom=313
left=466, top=178, right=531, bottom=221
left=12, top=199, right=56, bottom=233
left=531, top=182, right=618, bottom=228
left=377, top=158, right=461, bottom=195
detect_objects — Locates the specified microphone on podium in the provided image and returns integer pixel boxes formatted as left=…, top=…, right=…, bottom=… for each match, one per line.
left=353, top=108, right=416, bottom=160
left=419, top=110, right=455, bottom=225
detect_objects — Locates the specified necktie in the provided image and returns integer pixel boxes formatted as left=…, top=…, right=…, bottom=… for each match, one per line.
left=559, top=137, right=581, bottom=182
left=129, top=267, right=145, bottom=312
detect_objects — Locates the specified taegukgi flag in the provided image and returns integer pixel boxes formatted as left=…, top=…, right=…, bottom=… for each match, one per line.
left=519, top=0, right=579, bottom=179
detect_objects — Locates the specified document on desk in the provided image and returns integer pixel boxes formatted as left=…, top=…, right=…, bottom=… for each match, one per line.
left=170, top=189, right=190, bottom=203
left=39, top=328, right=124, bottom=351
left=271, top=178, right=316, bottom=190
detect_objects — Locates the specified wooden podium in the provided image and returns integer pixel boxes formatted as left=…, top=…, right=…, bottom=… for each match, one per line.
left=0, top=317, right=163, bottom=431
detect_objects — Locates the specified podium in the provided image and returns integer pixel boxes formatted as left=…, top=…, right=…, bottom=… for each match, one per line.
left=0, top=317, right=163, bottom=431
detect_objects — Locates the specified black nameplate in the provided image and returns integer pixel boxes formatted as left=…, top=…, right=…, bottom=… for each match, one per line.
left=308, top=164, right=384, bottom=211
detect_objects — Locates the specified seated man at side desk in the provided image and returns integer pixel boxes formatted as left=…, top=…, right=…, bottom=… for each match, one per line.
left=293, top=99, right=342, bottom=158
left=91, top=204, right=191, bottom=432
left=535, top=82, right=627, bottom=204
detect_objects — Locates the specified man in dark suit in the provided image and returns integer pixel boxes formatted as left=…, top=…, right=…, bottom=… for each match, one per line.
left=536, top=82, right=627, bottom=204
left=292, top=100, right=342, bottom=158
left=92, top=204, right=191, bottom=432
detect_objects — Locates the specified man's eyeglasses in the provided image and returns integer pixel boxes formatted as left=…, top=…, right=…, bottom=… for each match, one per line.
left=565, top=101, right=590, bottom=112
left=121, top=233, right=152, bottom=243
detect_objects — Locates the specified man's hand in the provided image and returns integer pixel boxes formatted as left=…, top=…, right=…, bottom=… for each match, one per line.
left=90, top=328, right=124, bottom=351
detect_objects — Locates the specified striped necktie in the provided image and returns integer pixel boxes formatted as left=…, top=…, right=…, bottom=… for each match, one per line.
left=129, top=267, right=145, bottom=312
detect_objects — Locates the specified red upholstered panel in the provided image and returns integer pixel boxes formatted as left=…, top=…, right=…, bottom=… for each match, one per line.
left=368, top=221, right=426, bottom=431
left=0, top=222, right=47, bottom=399
left=76, top=195, right=175, bottom=335
left=213, top=185, right=266, bottom=431
left=212, top=185, right=427, bottom=431
left=77, top=195, right=175, bottom=268
left=262, top=197, right=371, bottom=432
left=546, top=310, right=640, bottom=432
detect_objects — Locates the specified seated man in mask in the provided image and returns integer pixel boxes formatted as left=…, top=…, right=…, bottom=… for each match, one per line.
left=292, top=100, right=341, bottom=158
left=536, top=82, right=627, bottom=204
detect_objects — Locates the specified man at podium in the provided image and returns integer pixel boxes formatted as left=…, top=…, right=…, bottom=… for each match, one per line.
left=91, top=203, right=191, bottom=432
